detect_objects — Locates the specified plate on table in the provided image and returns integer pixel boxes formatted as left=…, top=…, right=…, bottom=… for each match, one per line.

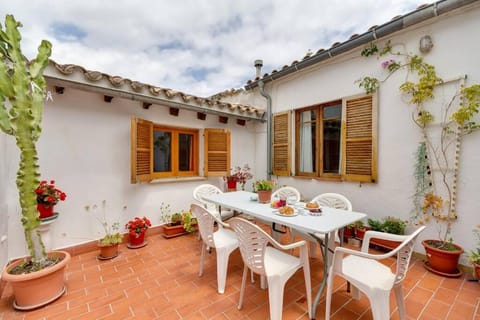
left=275, top=210, right=299, bottom=217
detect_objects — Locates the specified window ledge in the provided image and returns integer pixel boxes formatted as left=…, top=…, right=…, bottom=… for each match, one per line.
left=149, top=176, right=207, bottom=184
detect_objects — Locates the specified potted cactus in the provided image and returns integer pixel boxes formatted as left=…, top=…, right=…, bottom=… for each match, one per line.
left=0, top=15, right=70, bottom=310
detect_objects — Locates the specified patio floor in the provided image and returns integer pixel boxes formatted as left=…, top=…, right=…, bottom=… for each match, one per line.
left=0, top=228, right=479, bottom=320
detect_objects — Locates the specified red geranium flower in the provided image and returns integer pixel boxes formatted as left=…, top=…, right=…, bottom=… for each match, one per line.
left=35, top=180, right=67, bottom=207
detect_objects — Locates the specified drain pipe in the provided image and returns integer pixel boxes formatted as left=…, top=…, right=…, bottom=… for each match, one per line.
left=255, top=59, right=272, bottom=180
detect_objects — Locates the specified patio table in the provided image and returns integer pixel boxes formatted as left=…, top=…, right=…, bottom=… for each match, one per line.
left=202, top=190, right=366, bottom=319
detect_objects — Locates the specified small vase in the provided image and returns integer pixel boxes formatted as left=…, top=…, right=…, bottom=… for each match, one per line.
left=127, top=232, right=147, bottom=248
left=37, top=204, right=54, bottom=219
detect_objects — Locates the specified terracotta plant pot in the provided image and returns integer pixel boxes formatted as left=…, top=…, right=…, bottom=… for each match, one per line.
left=355, top=226, right=371, bottom=240
left=1, top=250, right=70, bottom=310
left=160, top=224, right=187, bottom=238
left=370, top=237, right=402, bottom=250
left=257, top=190, right=272, bottom=204
left=422, top=240, right=463, bottom=277
left=97, top=243, right=119, bottom=260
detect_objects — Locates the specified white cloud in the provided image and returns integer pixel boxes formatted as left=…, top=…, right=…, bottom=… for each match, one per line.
left=0, top=0, right=434, bottom=96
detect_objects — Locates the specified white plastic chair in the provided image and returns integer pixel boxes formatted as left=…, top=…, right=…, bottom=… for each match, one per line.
left=229, top=217, right=312, bottom=320
left=193, top=184, right=234, bottom=221
left=267, top=186, right=301, bottom=240
left=191, top=203, right=238, bottom=294
left=291, top=193, right=352, bottom=256
left=325, top=226, right=426, bottom=320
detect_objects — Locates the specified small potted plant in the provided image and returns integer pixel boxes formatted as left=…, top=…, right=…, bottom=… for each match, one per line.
left=367, top=216, right=407, bottom=250
left=159, top=202, right=194, bottom=238
left=467, top=225, right=480, bottom=280
left=86, top=201, right=123, bottom=260
left=224, top=164, right=253, bottom=191
left=125, top=216, right=151, bottom=248
left=253, top=179, right=275, bottom=203
left=35, top=179, right=67, bottom=219
left=181, top=210, right=197, bottom=233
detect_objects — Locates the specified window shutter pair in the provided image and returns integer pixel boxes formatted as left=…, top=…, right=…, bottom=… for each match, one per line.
left=130, top=117, right=230, bottom=183
left=272, top=93, right=377, bottom=182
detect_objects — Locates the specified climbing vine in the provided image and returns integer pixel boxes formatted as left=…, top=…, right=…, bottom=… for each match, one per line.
left=358, top=41, right=480, bottom=243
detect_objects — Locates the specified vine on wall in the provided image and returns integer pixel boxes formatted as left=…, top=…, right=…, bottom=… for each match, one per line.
left=358, top=41, right=480, bottom=243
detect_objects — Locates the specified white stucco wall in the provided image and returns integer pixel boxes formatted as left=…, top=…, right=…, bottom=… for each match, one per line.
left=249, top=4, right=480, bottom=264
left=3, top=86, right=258, bottom=259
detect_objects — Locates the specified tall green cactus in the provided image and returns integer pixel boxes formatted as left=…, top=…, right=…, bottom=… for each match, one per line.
left=0, top=15, right=52, bottom=263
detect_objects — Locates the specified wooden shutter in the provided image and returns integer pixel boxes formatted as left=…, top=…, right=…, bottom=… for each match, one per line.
left=341, top=93, right=377, bottom=182
left=130, top=117, right=153, bottom=183
left=204, top=128, right=230, bottom=176
left=273, top=111, right=291, bottom=176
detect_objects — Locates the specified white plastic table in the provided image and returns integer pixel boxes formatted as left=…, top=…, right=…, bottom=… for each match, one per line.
left=202, top=191, right=367, bottom=319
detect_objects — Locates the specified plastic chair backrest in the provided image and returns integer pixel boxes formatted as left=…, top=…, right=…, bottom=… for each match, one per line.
left=229, top=218, right=273, bottom=277
left=191, top=203, right=216, bottom=248
left=311, top=192, right=352, bottom=211
left=393, top=226, right=426, bottom=284
left=271, top=186, right=301, bottom=202
left=193, top=184, right=223, bottom=211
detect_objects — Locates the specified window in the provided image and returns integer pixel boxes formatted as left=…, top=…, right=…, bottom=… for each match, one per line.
left=131, top=117, right=230, bottom=183
left=273, top=93, right=377, bottom=182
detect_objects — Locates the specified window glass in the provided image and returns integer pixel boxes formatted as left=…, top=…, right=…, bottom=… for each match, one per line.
left=153, top=130, right=171, bottom=172
left=299, top=110, right=316, bottom=173
left=179, top=133, right=194, bottom=171
left=322, top=104, right=342, bottom=173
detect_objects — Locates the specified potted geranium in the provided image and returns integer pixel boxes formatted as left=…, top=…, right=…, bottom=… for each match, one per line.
left=35, top=180, right=67, bottom=219
left=125, top=216, right=151, bottom=248
left=0, top=15, right=71, bottom=310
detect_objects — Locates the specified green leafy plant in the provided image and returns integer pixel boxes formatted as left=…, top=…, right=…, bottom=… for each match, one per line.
left=0, top=15, right=52, bottom=266
left=253, top=179, right=275, bottom=191
left=181, top=210, right=197, bottom=233
left=358, top=41, right=480, bottom=246
left=368, top=216, right=407, bottom=235
left=468, top=226, right=480, bottom=265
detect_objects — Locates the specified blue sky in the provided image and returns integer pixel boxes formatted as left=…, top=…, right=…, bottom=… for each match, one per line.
left=1, top=0, right=434, bottom=97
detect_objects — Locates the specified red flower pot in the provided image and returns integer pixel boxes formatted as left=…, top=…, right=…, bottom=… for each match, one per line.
left=128, top=232, right=146, bottom=248
left=227, top=180, right=237, bottom=191
left=37, top=204, right=54, bottom=219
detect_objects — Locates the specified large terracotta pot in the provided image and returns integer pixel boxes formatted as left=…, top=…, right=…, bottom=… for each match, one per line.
left=422, top=240, right=463, bottom=277
left=1, top=250, right=70, bottom=310
left=257, top=190, right=272, bottom=204
left=37, top=203, right=54, bottom=219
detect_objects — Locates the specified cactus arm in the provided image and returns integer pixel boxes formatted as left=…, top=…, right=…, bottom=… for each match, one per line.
left=0, top=14, right=52, bottom=262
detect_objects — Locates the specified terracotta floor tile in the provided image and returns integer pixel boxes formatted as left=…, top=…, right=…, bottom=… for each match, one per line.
left=0, top=232, right=478, bottom=320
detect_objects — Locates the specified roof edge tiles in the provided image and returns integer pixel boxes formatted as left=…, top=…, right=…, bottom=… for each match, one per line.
left=45, top=60, right=265, bottom=121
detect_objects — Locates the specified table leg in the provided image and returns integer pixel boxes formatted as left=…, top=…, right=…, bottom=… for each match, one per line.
left=310, top=231, right=334, bottom=320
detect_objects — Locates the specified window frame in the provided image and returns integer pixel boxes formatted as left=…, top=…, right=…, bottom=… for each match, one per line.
left=295, top=99, right=343, bottom=179
left=131, top=117, right=231, bottom=183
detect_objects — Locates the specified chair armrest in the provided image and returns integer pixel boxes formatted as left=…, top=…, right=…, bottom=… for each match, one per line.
left=271, top=238, right=307, bottom=251
left=335, top=245, right=399, bottom=261
left=361, top=230, right=408, bottom=252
